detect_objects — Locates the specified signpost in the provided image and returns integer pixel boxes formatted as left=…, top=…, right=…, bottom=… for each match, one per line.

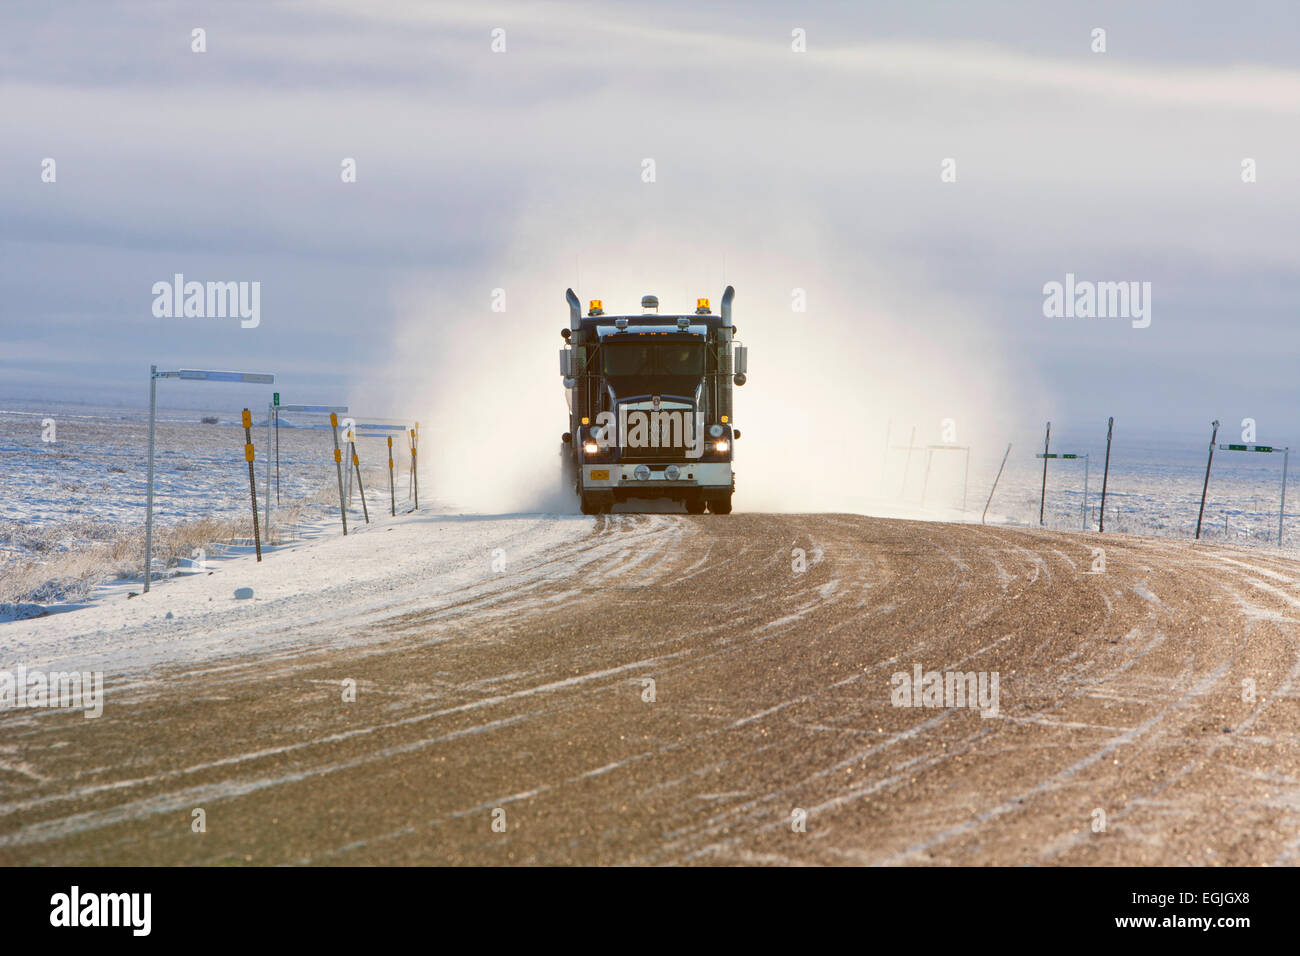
left=901, top=425, right=917, bottom=498
left=1216, top=441, right=1290, bottom=544
left=1196, top=421, right=1220, bottom=540
left=885, top=426, right=925, bottom=499
left=144, top=366, right=274, bottom=592
left=1035, top=451, right=1090, bottom=530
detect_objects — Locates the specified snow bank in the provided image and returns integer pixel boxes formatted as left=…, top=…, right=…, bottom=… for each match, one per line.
left=0, top=512, right=593, bottom=676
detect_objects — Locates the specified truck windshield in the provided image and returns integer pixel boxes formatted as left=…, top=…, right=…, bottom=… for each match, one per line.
left=659, top=344, right=703, bottom=375
left=603, top=342, right=703, bottom=376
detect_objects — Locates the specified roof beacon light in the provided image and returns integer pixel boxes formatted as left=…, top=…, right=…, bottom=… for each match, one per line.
left=641, top=295, right=659, bottom=313
left=588, top=300, right=604, bottom=316
left=676, top=317, right=690, bottom=329
left=696, top=298, right=711, bottom=314
left=615, top=317, right=629, bottom=330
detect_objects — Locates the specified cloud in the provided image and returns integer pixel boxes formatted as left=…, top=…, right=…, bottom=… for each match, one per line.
left=1, top=0, right=1297, bottom=467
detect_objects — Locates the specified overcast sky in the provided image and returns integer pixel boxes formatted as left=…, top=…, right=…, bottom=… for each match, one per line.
left=2, top=1, right=1299, bottom=505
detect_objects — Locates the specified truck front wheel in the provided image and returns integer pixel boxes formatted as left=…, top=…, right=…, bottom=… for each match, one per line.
left=707, top=495, right=733, bottom=515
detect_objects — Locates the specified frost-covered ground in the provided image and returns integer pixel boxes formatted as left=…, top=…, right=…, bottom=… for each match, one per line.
left=0, top=399, right=405, bottom=530
left=0, top=399, right=421, bottom=612
left=0, top=511, right=595, bottom=674
left=851, top=427, right=1298, bottom=548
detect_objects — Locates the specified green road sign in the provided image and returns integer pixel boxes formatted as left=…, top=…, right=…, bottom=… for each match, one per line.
left=1220, top=443, right=1277, bottom=453
left=273, top=392, right=280, bottom=406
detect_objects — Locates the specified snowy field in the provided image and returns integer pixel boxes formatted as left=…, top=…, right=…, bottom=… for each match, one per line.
left=0, top=399, right=420, bottom=612
left=860, top=425, right=1298, bottom=547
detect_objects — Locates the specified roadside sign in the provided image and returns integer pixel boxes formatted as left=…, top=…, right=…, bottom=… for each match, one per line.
left=1215, top=442, right=1289, bottom=543
left=145, top=366, right=275, bottom=592
left=1036, top=448, right=1090, bottom=530
left=1220, top=443, right=1273, bottom=453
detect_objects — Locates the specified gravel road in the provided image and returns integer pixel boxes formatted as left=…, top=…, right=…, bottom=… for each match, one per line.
left=3, top=513, right=1299, bottom=865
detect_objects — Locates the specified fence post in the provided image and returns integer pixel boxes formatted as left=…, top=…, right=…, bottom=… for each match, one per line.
left=144, top=366, right=158, bottom=591
left=1082, top=454, right=1089, bottom=531
left=1039, top=421, right=1051, bottom=526
left=982, top=443, right=1012, bottom=525
left=963, top=446, right=970, bottom=512
left=1098, top=417, right=1114, bottom=532
left=1279, top=447, right=1289, bottom=545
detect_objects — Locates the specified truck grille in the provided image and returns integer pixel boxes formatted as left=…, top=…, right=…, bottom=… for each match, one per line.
left=615, top=399, right=697, bottom=463
left=619, top=445, right=693, bottom=463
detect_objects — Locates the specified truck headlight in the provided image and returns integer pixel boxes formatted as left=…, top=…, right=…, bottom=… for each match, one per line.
left=634, top=464, right=651, bottom=480
left=713, top=440, right=729, bottom=454
left=708, top=424, right=725, bottom=438
left=665, top=465, right=681, bottom=480
left=583, top=441, right=600, bottom=455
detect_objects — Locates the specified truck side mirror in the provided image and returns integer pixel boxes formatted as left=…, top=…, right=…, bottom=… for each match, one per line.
left=559, top=348, right=573, bottom=378
left=733, top=345, right=748, bottom=375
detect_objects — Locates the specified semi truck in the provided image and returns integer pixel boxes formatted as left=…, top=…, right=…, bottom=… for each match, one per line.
left=559, top=287, right=748, bottom=515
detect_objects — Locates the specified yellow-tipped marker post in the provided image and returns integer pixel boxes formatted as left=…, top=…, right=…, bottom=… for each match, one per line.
left=350, top=436, right=370, bottom=524
left=387, top=436, right=396, bottom=517
left=330, top=413, right=348, bottom=536
left=241, top=409, right=262, bottom=561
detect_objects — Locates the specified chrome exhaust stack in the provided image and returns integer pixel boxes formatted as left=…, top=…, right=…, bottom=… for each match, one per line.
left=565, top=288, right=582, bottom=330
left=717, top=286, right=735, bottom=423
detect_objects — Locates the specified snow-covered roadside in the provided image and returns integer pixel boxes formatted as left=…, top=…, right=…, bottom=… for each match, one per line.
left=0, top=512, right=594, bottom=676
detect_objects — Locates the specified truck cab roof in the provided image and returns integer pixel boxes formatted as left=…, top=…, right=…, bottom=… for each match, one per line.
left=580, top=315, right=729, bottom=335
left=596, top=323, right=708, bottom=340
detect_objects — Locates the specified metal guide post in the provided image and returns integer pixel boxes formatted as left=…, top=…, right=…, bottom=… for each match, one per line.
left=330, top=413, right=348, bottom=536
left=242, top=409, right=262, bottom=561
